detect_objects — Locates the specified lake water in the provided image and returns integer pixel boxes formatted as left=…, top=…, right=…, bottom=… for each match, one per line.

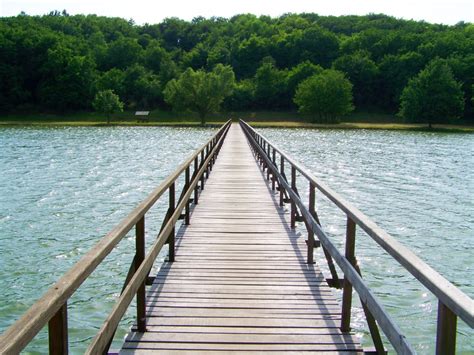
left=0, top=126, right=215, bottom=353
left=0, top=126, right=472, bottom=353
left=257, top=127, right=474, bottom=353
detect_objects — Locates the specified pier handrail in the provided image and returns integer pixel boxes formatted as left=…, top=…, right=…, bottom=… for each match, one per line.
left=240, top=119, right=474, bottom=354
left=0, top=120, right=231, bottom=354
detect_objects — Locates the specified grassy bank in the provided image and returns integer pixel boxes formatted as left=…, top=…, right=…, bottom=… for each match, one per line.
left=1, top=110, right=473, bottom=132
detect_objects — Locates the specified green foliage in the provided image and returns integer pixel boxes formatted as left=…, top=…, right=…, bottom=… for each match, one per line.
left=332, top=51, right=378, bottom=107
left=377, top=52, right=426, bottom=109
left=254, top=62, right=288, bottom=109
left=123, top=64, right=161, bottom=108
left=163, top=64, right=235, bottom=124
left=399, top=59, right=464, bottom=127
left=0, top=12, right=473, bottom=121
left=103, top=37, right=143, bottom=70
left=286, top=61, right=323, bottom=100
left=224, top=79, right=255, bottom=110
left=92, top=89, right=124, bottom=124
left=38, top=45, right=97, bottom=111
left=294, top=69, right=354, bottom=122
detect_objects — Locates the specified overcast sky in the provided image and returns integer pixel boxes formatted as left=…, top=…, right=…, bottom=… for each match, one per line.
left=1, top=0, right=473, bottom=25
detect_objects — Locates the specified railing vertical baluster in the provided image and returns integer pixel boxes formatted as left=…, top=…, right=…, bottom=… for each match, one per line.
left=200, top=150, right=205, bottom=190
left=271, top=149, right=276, bottom=191
left=307, top=183, right=316, bottom=264
left=49, top=303, right=68, bottom=355
left=279, top=156, right=284, bottom=207
left=168, top=183, right=175, bottom=262
left=341, top=216, right=356, bottom=332
left=194, top=157, right=199, bottom=204
left=48, top=302, right=69, bottom=355
left=212, top=138, right=217, bottom=168
left=185, top=167, right=190, bottom=225
left=436, top=301, right=457, bottom=355
left=290, top=166, right=296, bottom=229
left=205, top=145, right=210, bottom=178
left=266, top=142, right=270, bottom=181
left=136, top=216, right=146, bottom=332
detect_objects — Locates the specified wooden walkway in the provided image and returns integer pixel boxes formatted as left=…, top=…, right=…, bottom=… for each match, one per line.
left=119, top=123, right=362, bottom=353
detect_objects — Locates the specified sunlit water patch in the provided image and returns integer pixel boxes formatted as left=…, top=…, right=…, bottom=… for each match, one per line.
left=0, top=126, right=214, bottom=353
left=258, top=128, right=474, bottom=353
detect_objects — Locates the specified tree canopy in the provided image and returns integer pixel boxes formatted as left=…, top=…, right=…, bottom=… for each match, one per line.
left=0, top=12, right=473, bottom=123
left=294, top=69, right=354, bottom=122
left=399, top=59, right=464, bottom=127
left=163, top=64, right=235, bottom=124
left=92, top=89, right=124, bottom=124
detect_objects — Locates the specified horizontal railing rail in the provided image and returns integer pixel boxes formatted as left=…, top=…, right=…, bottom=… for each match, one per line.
left=0, top=120, right=232, bottom=355
left=240, top=119, right=474, bottom=355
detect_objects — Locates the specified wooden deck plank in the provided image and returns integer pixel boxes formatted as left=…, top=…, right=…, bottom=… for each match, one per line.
left=119, top=123, right=362, bottom=354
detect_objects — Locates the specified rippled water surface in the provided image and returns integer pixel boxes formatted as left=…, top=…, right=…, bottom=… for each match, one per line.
left=0, top=126, right=214, bottom=353
left=0, top=126, right=473, bottom=353
left=258, top=128, right=473, bottom=353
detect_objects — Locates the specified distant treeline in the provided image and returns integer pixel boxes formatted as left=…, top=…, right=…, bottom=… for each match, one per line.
left=0, top=11, right=473, bottom=121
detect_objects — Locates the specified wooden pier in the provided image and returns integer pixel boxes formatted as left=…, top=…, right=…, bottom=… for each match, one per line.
left=1, top=120, right=472, bottom=355
left=120, top=123, right=362, bottom=353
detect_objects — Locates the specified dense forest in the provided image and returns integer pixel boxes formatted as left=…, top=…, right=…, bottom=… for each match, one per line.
left=0, top=11, right=473, bottom=122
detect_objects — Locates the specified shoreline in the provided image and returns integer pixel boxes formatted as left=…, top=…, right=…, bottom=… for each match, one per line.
left=1, top=117, right=473, bottom=133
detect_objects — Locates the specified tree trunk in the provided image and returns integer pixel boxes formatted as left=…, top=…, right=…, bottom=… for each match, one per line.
left=199, top=112, right=206, bottom=126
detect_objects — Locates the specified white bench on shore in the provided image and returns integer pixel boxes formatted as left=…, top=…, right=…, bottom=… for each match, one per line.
left=135, top=111, right=150, bottom=122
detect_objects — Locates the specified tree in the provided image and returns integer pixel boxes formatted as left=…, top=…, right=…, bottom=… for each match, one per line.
left=399, top=59, right=464, bottom=128
left=293, top=69, right=354, bottom=123
left=286, top=61, right=323, bottom=105
left=332, top=51, right=379, bottom=108
left=92, top=90, right=124, bottom=124
left=38, top=45, right=97, bottom=111
left=254, top=61, right=288, bottom=109
left=163, top=64, right=235, bottom=125
left=123, top=64, right=161, bottom=108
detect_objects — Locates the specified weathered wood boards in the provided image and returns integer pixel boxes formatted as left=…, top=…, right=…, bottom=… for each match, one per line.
left=119, top=124, right=362, bottom=354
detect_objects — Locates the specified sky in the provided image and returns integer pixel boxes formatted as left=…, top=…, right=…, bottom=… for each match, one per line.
left=1, top=0, right=473, bottom=25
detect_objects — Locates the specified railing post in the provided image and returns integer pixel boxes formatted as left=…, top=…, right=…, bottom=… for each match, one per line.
left=167, top=183, right=175, bottom=262
left=184, top=165, right=190, bottom=225
left=271, top=149, right=276, bottom=191
left=194, top=157, right=199, bottom=204
left=436, top=301, right=457, bottom=355
left=136, top=216, right=146, bottom=332
left=290, top=166, right=296, bottom=229
left=209, top=142, right=214, bottom=171
left=307, top=182, right=316, bottom=264
left=185, top=166, right=190, bottom=225
left=48, top=303, right=68, bottom=355
left=341, top=216, right=356, bottom=332
left=279, top=156, right=284, bottom=207
left=205, top=145, right=210, bottom=178
left=200, top=150, right=205, bottom=190
left=266, top=143, right=271, bottom=181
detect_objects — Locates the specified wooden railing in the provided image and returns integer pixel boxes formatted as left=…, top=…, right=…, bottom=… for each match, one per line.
left=0, top=120, right=232, bottom=355
left=240, top=119, right=474, bottom=355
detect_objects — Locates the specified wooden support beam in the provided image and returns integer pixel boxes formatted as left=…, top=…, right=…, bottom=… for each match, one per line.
left=135, top=216, right=146, bottom=332
left=167, top=183, right=175, bottom=262
left=48, top=303, right=68, bottom=355
left=341, top=217, right=356, bottom=332
left=290, top=166, right=296, bottom=229
left=436, top=301, right=457, bottom=355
